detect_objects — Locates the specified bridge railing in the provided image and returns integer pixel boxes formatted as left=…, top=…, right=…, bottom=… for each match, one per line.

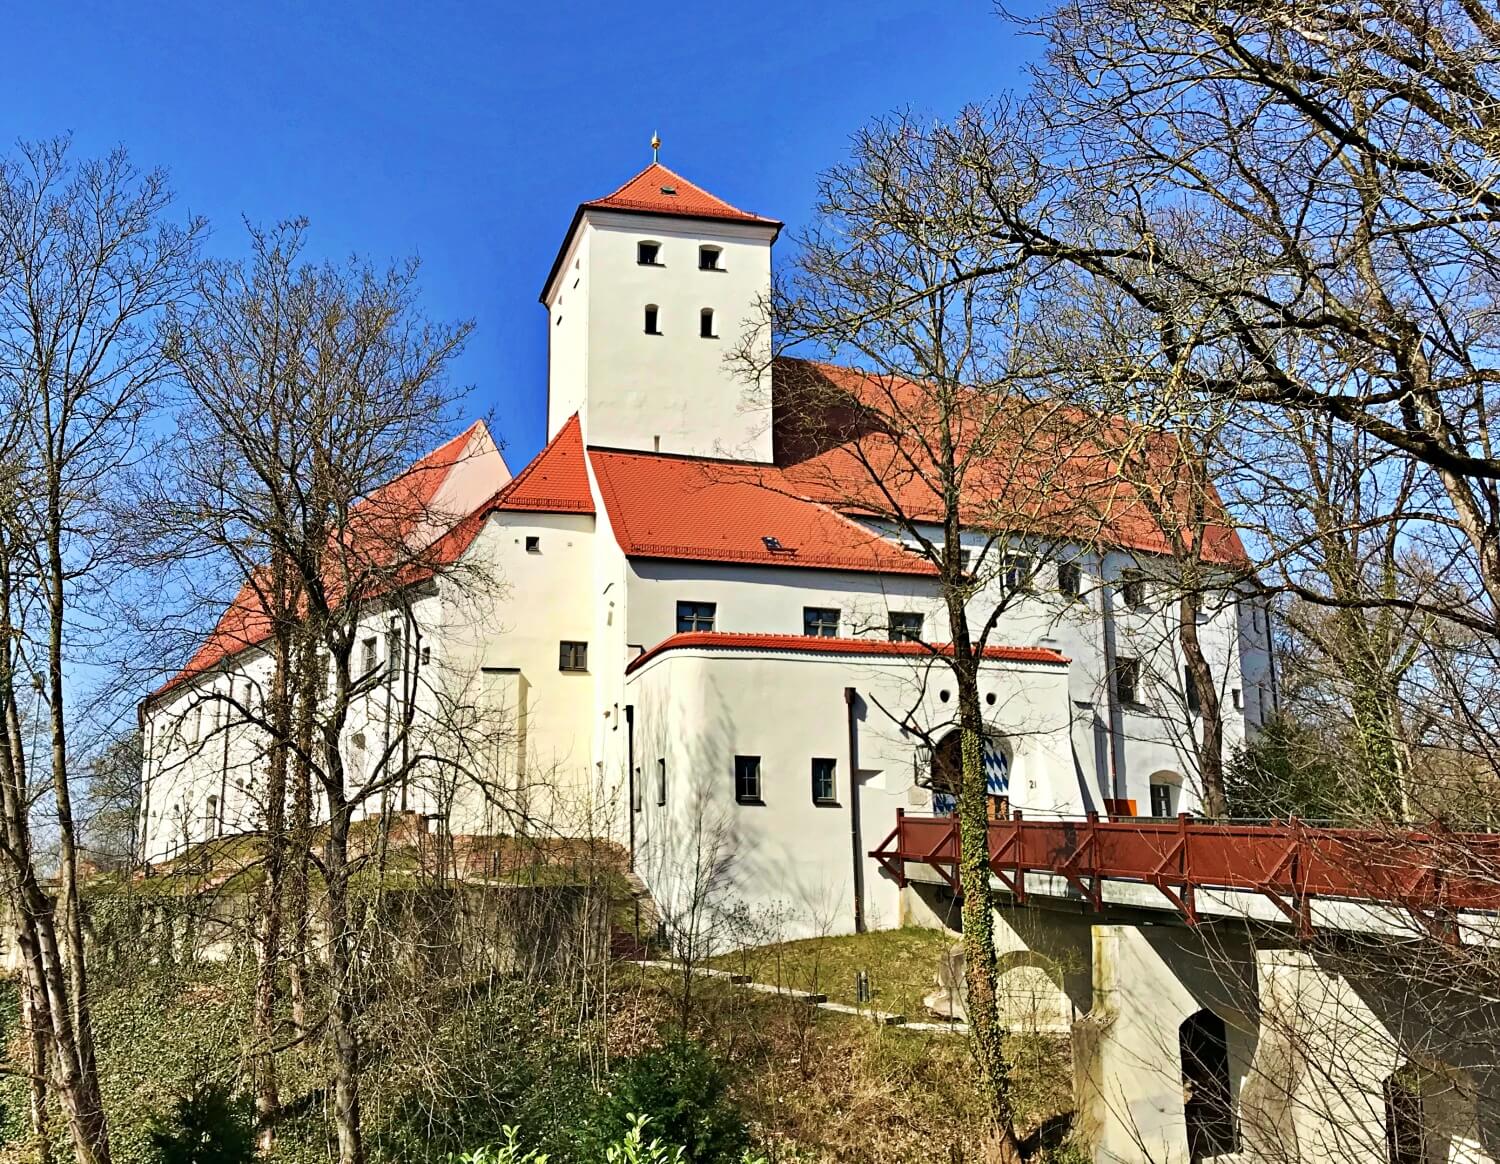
left=869, top=809, right=1500, bottom=939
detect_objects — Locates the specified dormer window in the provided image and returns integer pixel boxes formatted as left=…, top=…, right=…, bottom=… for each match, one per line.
left=700, top=308, right=716, bottom=339
left=644, top=305, right=661, bottom=335
left=699, top=245, right=723, bottom=271
left=637, top=241, right=663, bottom=266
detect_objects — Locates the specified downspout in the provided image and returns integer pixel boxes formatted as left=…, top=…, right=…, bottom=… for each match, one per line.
left=624, top=704, right=636, bottom=871
left=845, top=686, right=865, bottom=934
left=218, top=680, right=231, bottom=836
left=1101, top=576, right=1124, bottom=808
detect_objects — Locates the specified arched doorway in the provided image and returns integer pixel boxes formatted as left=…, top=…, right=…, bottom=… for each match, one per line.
left=1180, top=1009, right=1236, bottom=1161
left=1384, top=1065, right=1426, bottom=1164
left=929, top=731, right=1010, bottom=819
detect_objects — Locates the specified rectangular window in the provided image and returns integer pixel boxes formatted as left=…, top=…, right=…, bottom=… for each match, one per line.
left=644, top=305, right=661, bottom=335
left=525, top=536, right=540, bottom=553
left=734, top=755, right=762, bottom=804
left=1120, top=570, right=1146, bottom=610
left=420, top=645, right=431, bottom=666
left=637, top=241, right=662, bottom=265
left=699, top=246, right=722, bottom=270
left=888, top=611, right=924, bottom=642
left=803, top=607, right=840, bottom=637
left=559, top=641, right=588, bottom=672
left=811, top=757, right=837, bottom=804
left=1150, top=783, right=1174, bottom=818
left=1184, top=667, right=1201, bottom=714
left=1058, top=562, right=1081, bottom=599
left=1232, top=687, right=1243, bottom=711
left=361, top=636, right=378, bottom=675
left=1002, top=555, right=1034, bottom=592
left=699, top=308, right=716, bottom=338
left=656, top=758, right=667, bottom=807
left=676, top=601, right=716, bottom=633
left=1115, top=656, right=1140, bottom=706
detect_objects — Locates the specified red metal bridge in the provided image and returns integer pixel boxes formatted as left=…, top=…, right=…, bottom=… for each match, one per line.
left=870, top=809, right=1500, bottom=941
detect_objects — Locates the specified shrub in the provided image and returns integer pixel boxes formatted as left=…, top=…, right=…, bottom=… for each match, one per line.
left=145, top=1079, right=254, bottom=1164
left=446, top=1125, right=549, bottom=1163
left=588, top=1041, right=751, bottom=1164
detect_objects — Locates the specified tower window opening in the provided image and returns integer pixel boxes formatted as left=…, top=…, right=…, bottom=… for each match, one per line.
left=644, top=305, right=661, bottom=335
left=700, top=308, right=716, bottom=338
left=637, top=241, right=662, bottom=265
left=699, top=245, right=723, bottom=270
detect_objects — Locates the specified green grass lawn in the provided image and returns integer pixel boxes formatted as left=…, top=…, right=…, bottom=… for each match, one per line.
left=707, top=926, right=960, bottom=1021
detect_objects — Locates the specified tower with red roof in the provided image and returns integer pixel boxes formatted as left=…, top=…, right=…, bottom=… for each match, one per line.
left=540, top=160, right=781, bottom=462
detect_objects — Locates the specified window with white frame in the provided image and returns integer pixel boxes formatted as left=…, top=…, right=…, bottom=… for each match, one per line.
left=676, top=601, right=716, bottom=632
left=803, top=607, right=840, bottom=637
left=811, top=757, right=837, bottom=805
left=888, top=611, right=924, bottom=641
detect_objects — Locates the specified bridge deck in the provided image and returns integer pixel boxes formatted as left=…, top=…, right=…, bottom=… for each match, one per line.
left=869, top=809, right=1500, bottom=941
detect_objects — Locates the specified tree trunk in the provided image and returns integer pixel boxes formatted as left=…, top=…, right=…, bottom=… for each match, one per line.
left=252, top=624, right=293, bottom=1150
left=1178, top=591, right=1227, bottom=817
left=947, top=569, right=1025, bottom=1163
left=287, top=628, right=318, bottom=1036
left=42, top=516, right=112, bottom=1164
left=323, top=786, right=364, bottom=1164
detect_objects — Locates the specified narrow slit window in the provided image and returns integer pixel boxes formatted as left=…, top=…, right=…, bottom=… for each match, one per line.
left=656, top=758, right=667, bottom=807
left=644, top=304, right=661, bottom=335
left=700, top=308, right=716, bottom=338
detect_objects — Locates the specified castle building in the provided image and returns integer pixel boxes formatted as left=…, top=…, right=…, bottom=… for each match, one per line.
left=139, top=160, right=1273, bottom=939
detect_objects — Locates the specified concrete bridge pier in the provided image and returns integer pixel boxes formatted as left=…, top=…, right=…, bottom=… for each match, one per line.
left=1072, top=924, right=1257, bottom=1163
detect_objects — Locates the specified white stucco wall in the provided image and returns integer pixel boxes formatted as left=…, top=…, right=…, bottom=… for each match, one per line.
left=624, top=645, right=1076, bottom=944
left=555, top=210, right=776, bottom=461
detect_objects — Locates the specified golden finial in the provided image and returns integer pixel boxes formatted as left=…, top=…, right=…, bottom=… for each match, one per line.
left=651, top=131, right=661, bottom=163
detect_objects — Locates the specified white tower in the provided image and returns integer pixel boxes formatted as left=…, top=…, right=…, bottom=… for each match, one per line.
left=539, top=153, right=781, bottom=462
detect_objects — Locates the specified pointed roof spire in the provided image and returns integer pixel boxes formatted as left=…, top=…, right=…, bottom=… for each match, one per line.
left=581, top=162, right=780, bottom=227
left=651, top=130, right=661, bottom=163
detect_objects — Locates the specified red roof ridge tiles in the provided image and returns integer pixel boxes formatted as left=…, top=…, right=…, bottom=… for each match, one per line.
left=626, top=632, right=1070, bottom=675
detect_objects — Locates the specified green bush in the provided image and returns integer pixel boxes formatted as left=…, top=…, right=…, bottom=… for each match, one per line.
left=145, top=1079, right=254, bottom=1164
left=587, top=1041, right=750, bottom=1164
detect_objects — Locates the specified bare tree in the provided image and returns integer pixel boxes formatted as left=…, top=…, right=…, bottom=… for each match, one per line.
left=737, top=122, right=1124, bottom=1162
left=147, top=219, right=473, bottom=1164
left=0, top=137, right=201, bottom=1164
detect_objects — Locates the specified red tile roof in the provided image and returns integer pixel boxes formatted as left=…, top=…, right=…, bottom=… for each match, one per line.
left=588, top=448, right=938, bottom=576
left=152, top=422, right=510, bottom=702
left=542, top=163, right=781, bottom=301
left=773, top=359, right=1249, bottom=568
left=490, top=414, right=594, bottom=514
left=626, top=632, right=1069, bottom=675
left=583, top=163, right=780, bottom=228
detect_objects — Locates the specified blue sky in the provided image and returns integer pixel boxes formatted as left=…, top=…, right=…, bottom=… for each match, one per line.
left=7, top=1, right=1035, bottom=467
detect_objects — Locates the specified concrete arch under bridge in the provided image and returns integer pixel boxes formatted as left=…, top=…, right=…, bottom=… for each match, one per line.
left=901, top=880, right=1500, bottom=1164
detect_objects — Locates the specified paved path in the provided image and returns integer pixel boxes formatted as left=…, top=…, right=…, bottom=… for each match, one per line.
left=630, top=959, right=969, bottom=1036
